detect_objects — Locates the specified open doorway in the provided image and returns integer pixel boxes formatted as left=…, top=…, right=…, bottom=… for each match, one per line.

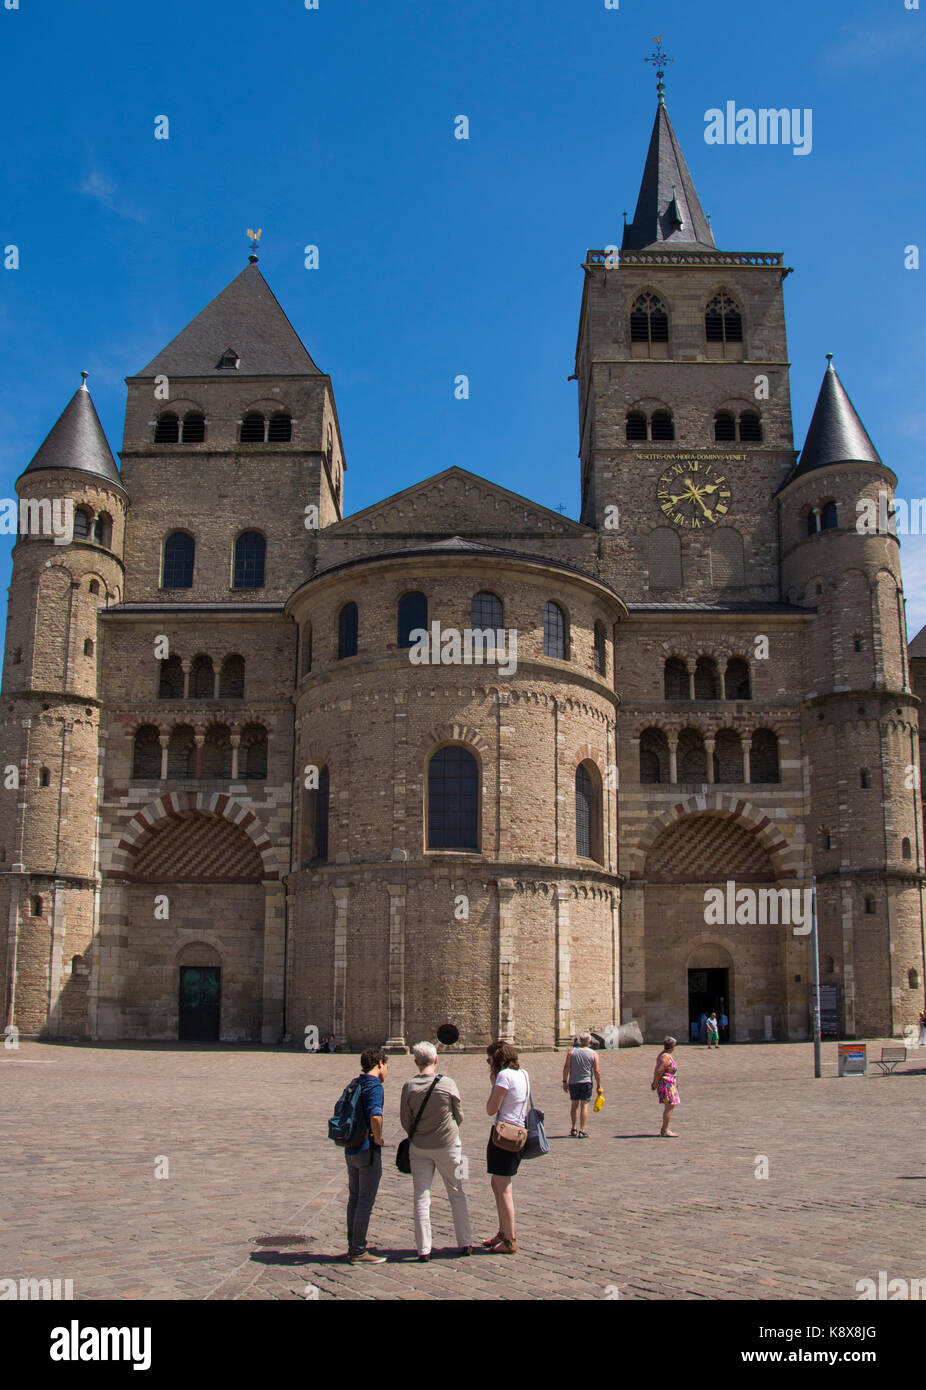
left=688, top=967, right=729, bottom=1043
left=179, top=965, right=221, bottom=1041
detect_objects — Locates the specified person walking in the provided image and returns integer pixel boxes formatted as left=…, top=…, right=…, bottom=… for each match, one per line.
left=483, top=1041, right=530, bottom=1255
left=562, top=1032, right=602, bottom=1137
left=706, top=1012, right=720, bottom=1049
left=400, top=1041, right=473, bottom=1261
left=652, top=1036, right=680, bottom=1137
left=345, top=1047, right=388, bottom=1263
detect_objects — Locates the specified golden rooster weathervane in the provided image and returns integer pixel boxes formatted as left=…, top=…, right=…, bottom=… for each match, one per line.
left=247, top=228, right=262, bottom=262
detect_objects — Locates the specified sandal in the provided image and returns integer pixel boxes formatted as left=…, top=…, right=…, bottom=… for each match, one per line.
left=569, top=1128, right=578, bottom=1138
left=491, top=1238, right=518, bottom=1255
left=481, top=1231, right=505, bottom=1249
left=578, top=1130, right=589, bottom=1139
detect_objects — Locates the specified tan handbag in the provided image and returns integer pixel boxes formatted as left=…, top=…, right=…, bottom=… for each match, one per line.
left=491, top=1071, right=530, bottom=1152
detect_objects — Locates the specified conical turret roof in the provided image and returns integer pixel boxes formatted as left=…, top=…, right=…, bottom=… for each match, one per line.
left=622, top=101, right=715, bottom=252
left=795, top=359, right=882, bottom=476
left=19, top=377, right=124, bottom=491
left=135, top=262, right=321, bottom=378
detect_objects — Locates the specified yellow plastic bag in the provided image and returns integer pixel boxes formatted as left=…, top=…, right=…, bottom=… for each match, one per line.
left=593, top=1092, right=605, bottom=1113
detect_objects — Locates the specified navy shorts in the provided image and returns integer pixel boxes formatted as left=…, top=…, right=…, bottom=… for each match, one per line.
left=569, top=1082, right=593, bottom=1101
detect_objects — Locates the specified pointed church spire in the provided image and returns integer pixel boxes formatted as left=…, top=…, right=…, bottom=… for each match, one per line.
left=19, top=375, right=124, bottom=490
left=621, top=49, right=715, bottom=253
left=795, top=356, right=882, bottom=475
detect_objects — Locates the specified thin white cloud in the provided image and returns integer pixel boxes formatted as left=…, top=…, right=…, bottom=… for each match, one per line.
left=824, top=21, right=926, bottom=70
left=79, top=169, right=147, bottom=224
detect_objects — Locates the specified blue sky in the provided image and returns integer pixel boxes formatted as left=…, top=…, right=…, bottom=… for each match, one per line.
left=2, top=0, right=925, bottom=628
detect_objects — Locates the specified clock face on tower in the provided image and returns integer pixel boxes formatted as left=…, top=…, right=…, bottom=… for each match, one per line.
left=655, top=461, right=733, bottom=528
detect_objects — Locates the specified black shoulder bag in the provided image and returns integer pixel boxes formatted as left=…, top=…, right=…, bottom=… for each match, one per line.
left=396, top=1075, right=442, bottom=1174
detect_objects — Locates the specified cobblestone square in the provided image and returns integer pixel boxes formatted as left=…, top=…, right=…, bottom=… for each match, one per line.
left=2, top=1040, right=924, bottom=1302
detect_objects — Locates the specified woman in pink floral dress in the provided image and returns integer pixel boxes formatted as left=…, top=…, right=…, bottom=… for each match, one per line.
left=652, top=1036, right=680, bottom=1137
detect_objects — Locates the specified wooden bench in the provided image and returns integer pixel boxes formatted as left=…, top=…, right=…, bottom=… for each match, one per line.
left=871, top=1046, right=907, bottom=1075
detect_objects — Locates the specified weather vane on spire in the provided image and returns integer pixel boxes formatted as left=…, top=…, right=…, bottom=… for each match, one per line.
left=645, top=36, right=674, bottom=106
left=246, top=228, right=262, bottom=263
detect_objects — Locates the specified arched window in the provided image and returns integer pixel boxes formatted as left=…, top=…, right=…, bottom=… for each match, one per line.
left=724, top=657, right=751, bottom=700
left=241, top=724, right=267, bottom=780
left=202, top=724, right=232, bottom=779
left=639, top=728, right=669, bottom=783
left=594, top=622, right=606, bottom=676
left=714, top=411, right=736, bottom=442
left=338, top=602, right=358, bottom=659
left=92, top=512, right=112, bottom=547
left=820, top=501, right=838, bottom=531
left=132, top=725, right=161, bottom=779
left=427, top=746, right=479, bottom=850
left=705, top=292, right=743, bottom=343
left=664, top=657, right=689, bottom=701
left=710, top=529, right=745, bottom=588
left=575, top=761, right=603, bottom=863
left=910, top=968, right=920, bottom=989
left=38, top=767, right=51, bottom=787
left=471, top=592, right=503, bottom=630
left=73, top=508, right=91, bottom=540
left=397, top=592, right=428, bottom=648
left=823, top=954, right=835, bottom=975
left=739, top=411, right=762, bottom=442
left=267, top=412, right=292, bottom=442
left=154, top=413, right=180, bottom=444
left=190, top=654, right=214, bottom=700
left=677, top=729, right=708, bottom=782
left=864, top=896, right=875, bottom=915
left=158, top=654, right=184, bottom=700
left=859, top=769, right=871, bottom=790
left=301, top=623, right=313, bottom=677
left=650, top=411, right=675, bottom=442
left=167, top=725, right=196, bottom=779
left=162, top=532, right=195, bottom=589
left=626, top=411, right=648, bottom=441
left=807, top=510, right=820, bottom=536
left=219, top=654, right=245, bottom=699
left=902, top=837, right=912, bottom=860
left=233, top=531, right=266, bottom=589
left=630, top=291, right=668, bottom=346
left=694, top=656, right=721, bottom=700
left=714, top=729, right=744, bottom=783
left=750, top=729, right=780, bottom=784
left=240, top=412, right=266, bottom=443
left=30, top=896, right=43, bottom=918
left=83, top=638, right=94, bottom=657
left=89, top=579, right=100, bottom=595
left=181, top=412, right=206, bottom=443
left=543, top=602, right=567, bottom=659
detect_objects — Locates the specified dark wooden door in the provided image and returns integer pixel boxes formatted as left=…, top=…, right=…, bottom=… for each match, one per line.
left=179, top=966, right=221, bottom=1041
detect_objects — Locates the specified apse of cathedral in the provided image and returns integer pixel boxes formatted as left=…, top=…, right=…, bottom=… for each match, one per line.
left=2, top=80, right=923, bottom=1050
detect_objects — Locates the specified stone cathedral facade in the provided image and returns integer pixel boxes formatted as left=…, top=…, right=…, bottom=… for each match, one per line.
left=2, top=92, right=924, bottom=1049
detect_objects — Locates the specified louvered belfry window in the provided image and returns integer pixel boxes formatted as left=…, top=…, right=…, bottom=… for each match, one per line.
left=630, top=291, right=669, bottom=344
left=705, top=293, right=743, bottom=343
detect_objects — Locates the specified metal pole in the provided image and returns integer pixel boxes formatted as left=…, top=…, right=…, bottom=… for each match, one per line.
left=811, top=874, right=822, bottom=1078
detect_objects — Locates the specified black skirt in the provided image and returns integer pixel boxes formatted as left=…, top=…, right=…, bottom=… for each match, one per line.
left=486, top=1130, right=522, bottom=1177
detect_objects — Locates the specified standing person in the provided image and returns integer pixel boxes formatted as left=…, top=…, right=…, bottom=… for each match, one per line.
left=483, top=1041, right=530, bottom=1255
left=652, top=1037, right=680, bottom=1137
left=698, top=1011, right=708, bottom=1045
left=345, top=1048, right=388, bottom=1264
left=719, top=1011, right=729, bottom=1044
left=918, top=1007, right=926, bottom=1046
left=706, top=1012, right=720, bottom=1049
left=400, top=1041, right=473, bottom=1261
left=562, top=1031, right=602, bottom=1137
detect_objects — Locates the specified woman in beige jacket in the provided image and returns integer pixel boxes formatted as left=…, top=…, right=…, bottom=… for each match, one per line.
left=400, top=1041, right=473, bottom=1261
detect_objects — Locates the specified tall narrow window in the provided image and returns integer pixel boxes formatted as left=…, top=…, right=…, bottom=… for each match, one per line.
left=154, top=413, right=180, bottom=443
left=630, top=291, right=669, bottom=345
left=132, top=725, right=161, bottom=779
left=182, top=412, right=206, bottom=443
left=820, top=501, right=838, bottom=531
left=202, top=724, right=232, bottom=778
left=267, top=412, right=292, bottom=442
left=158, top=654, right=184, bottom=700
left=694, top=656, right=721, bottom=700
left=241, top=724, right=267, bottom=780
left=233, top=531, right=266, bottom=588
left=714, top=411, right=736, bottom=442
left=162, top=532, right=195, bottom=589
left=427, top=746, right=479, bottom=850
left=575, top=762, right=603, bottom=863
left=650, top=411, right=675, bottom=442
left=750, top=729, right=780, bottom=784
left=240, top=413, right=266, bottom=443
left=705, top=292, right=743, bottom=343
left=315, top=765, right=330, bottom=862
left=397, top=592, right=428, bottom=648
left=167, top=725, right=196, bottom=779
left=73, top=508, right=91, bottom=540
left=677, top=729, right=708, bottom=782
left=301, top=623, right=313, bottom=677
left=739, top=412, right=762, bottom=442
left=714, top=729, right=744, bottom=783
left=219, top=654, right=245, bottom=699
left=594, top=622, right=606, bottom=676
left=38, top=767, right=51, bottom=787
left=190, top=654, right=214, bottom=700
left=626, top=411, right=647, bottom=441
left=724, top=657, right=751, bottom=700
left=543, top=602, right=567, bottom=659
left=338, top=602, right=358, bottom=659
left=664, top=657, right=689, bottom=700
left=92, top=513, right=113, bottom=547
left=639, top=728, right=669, bottom=783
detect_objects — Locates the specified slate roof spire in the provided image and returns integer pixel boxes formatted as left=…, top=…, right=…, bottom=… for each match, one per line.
left=794, top=356, right=882, bottom=476
left=19, top=374, right=124, bottom=491
left=135, top=262, right=321, bottom=378
left=621, top=94, right=715, bottom=252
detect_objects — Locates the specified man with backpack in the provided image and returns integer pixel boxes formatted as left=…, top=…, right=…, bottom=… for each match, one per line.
left=330, top=1048, right=389, bottom=1264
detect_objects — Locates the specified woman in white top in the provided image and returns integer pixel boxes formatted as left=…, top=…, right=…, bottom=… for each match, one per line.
left=483, top=1040, right=530, bottom=1255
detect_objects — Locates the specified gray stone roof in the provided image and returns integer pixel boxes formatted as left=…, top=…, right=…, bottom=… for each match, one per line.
left=134, top=262, right=321, bottom=378
left=621, top=101, right=715, bottom=252
left=792, top=360, right=882, bottom=478
left=909, top=624, right=926, bottom=659
left=625, top=601, right=810, bottom=614
left=19, top=380, right=124, bottom=491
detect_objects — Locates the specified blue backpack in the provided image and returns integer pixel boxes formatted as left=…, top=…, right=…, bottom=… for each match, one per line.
left=328, top=1076, right=369, bottom=1147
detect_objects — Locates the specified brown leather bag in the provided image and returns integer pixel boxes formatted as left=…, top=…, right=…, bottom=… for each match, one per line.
left=491, top=1071, right=530, bottom=1151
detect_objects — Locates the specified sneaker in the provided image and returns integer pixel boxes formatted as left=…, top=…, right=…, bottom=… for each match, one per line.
left=349, top=1250, right=387, bottom=1264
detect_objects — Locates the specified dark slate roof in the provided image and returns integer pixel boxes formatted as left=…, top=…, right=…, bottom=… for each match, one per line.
left=19, top=380, right=124, bottom=491
left=792, top=360, right=882, bottom=478
left=134, top=262, right=321, bottom=378
left=909, top=624, right=926, bottom=660
left=625, top=601, right=810, bottom=615
left=622, top=101, right=715, bottom=252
